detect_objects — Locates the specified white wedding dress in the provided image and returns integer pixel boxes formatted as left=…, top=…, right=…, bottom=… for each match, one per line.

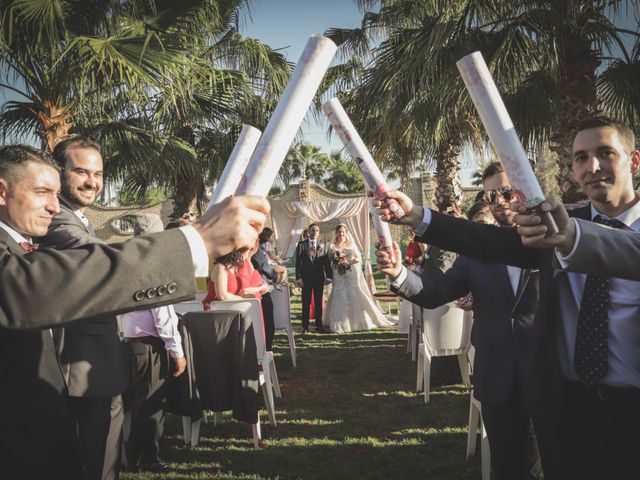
left=324, top=246, right=395, bottom=333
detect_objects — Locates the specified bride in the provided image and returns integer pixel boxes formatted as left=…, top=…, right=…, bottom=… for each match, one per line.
left=324, top=224, right=395, bottom=333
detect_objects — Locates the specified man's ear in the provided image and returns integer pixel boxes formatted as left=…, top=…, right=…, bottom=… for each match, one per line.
left=629, top=150, right=640, bottom=174
left=0, top=178, right=8, bottom=207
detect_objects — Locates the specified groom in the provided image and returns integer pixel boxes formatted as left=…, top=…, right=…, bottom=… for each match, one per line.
left=295, top=223, right=332, bottom=333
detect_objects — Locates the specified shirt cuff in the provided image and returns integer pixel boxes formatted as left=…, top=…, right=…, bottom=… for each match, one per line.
left=414, top=208, right=432, bottom=236
left=179, top=225, right=209, bottom=277
left=555, top=218, right=581, bottom=268
left=390, top=266, right=408, bottom=289
left=167, top=346, right=184, bottom=359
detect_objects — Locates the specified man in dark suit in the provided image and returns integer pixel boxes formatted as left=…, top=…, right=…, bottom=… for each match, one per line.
left=0, top=145, right=84, bottom=479
left=380, top=164, right=546, bottom=480
left=37, top=137, right=128, bottom=479
left=295, top=223, right=332, bottom=333
left=377, top=117, right=640, bottom=480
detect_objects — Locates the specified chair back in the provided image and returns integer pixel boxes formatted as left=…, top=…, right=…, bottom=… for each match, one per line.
left=270, top=286, right=291, bottom=331
left=422, top=303, right=472, bottom=355
left=174, top=301, right=204, bottom=315
left=209, top=299, right=265, bottom=359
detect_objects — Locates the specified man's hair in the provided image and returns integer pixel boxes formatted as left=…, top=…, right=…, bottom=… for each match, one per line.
left=308, top=223, right=319, bottom=230
left=0, top=144, right=59, bottom=185
left=576, top=116, right=636, bottom=152
left=259, top=227, right=274, bottom=244
left=52, top=136, right=101, bottom=170
left=133, top=213, right=164, bottom=236
left=481, top=162, right=504, bottom=183
left=467, top=201, right=490, bottom=221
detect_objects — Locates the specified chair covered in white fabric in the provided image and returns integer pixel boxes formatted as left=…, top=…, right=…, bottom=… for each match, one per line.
left=416, top=305, right=472, bottom=402
left=271, top=285, right=297, bottom=367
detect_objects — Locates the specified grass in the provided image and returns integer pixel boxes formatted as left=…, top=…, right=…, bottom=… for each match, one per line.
left=123, top=290, right=481, bottom=480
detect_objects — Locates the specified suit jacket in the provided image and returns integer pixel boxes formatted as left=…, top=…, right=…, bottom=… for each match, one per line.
left=37, top=198, right=129, bottom=397
left=295, top=239, right=332, bottom=283
left=0, top=229, right=197, bottom=330
left=394, top=255, right=539, bottom=406
left=0, top=230, right=82, bottom=478
left=251, top=243, right=277, bottom=284
left=413, top=208, right=598, bottom=418
left=565, top=218, right=640, bottom=280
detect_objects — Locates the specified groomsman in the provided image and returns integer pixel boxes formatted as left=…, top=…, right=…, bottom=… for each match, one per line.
left=39, top=137, right=128, bottom=480
left=0, top=145, right=83, bottom=478
left=295, top=223, right=332, bottom=333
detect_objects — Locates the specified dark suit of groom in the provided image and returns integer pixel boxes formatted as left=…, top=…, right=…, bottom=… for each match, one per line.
left=295, top=235, right=332, bottom=332
left=39, top=196, right=129, bottom=480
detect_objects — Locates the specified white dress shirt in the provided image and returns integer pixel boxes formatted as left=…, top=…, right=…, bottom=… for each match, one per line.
left=555, top=203, right=640, bottom=388
left=119, top=305, right=184, bottom=358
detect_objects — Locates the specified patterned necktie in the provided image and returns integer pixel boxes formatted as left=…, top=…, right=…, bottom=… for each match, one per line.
left=311, top=242, right=317, bottom=259
left=573, top=215, right=626, bottom=385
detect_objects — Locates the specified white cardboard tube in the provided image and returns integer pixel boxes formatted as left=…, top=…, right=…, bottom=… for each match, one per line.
left=457, top=51, right=557, bottom=235
left=207, top=125, right=261, bottom=208
left=369, top=198, right=395, bottom=262
left=322, top=97, right=405, bottom=220
left=235, top=35, right=337, bottom=196
left=457, top=52, right=545, bottom=207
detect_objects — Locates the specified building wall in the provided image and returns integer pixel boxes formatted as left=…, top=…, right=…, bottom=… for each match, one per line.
left=87, top=178, right=482, bottom=248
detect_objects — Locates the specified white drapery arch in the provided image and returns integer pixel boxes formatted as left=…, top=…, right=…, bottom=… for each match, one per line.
left=270, top=197, right=369, bottom=259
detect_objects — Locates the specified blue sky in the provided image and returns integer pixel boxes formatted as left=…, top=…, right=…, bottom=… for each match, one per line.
left=241, top=0, right=364, bottom=155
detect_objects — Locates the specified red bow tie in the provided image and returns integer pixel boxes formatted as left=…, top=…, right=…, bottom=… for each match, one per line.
left=20, top=242, right=39, bottom=253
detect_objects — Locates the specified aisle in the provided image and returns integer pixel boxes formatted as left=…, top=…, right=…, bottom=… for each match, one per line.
left=124, top=329, right=480, bottom=480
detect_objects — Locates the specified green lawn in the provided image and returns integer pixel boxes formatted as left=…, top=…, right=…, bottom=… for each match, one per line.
left=123, top=292, right=481, bottom=480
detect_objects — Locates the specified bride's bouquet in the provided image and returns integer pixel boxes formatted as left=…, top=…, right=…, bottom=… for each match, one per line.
left=331, top=249, right=351, bottom=275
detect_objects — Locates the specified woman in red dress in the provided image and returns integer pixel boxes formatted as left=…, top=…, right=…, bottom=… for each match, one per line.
left=202, top=245, right=269, bottom=342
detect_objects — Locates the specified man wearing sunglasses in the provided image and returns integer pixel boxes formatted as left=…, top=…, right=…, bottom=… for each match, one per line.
left=377, top=162, right=544, bottom=479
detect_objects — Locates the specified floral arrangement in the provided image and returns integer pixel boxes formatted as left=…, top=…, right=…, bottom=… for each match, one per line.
left=331, top=249, right=351, bottom=275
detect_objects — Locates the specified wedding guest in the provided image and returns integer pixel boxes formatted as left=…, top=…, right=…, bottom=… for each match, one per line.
left=252, top=228, right=288, bottom=350
left=119, top=214, right=186, bottom=473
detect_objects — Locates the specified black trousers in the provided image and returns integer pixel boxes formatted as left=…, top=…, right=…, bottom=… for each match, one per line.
left=123, top=337, right=170, bottom=467
left=261, top=293, right=275, bottom=351
left=68, top=394, right=123, bottom=480
left=301, top=279, right=324, bottom=330
left=481, top=380, right=537, bottom=480
left=557, top=379, right=640, bottom=480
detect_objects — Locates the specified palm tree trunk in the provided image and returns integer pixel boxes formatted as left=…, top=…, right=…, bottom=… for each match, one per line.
left=550, top=32, right=600, bottom=203
left=37, top=100, right=74, bottom=152
left=434, top=141, right=463, bottom=213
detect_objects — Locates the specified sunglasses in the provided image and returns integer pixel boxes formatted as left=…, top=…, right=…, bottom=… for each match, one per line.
left=484, top=187, right=514, bottom=205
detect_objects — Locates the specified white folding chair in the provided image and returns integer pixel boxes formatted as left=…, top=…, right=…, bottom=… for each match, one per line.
left=209, top=299, right=281, bottom=427
left=408, top=303, right=422, bottom=361
left=271, top=285, right=297, bottom=367
left=173, top=301, right=204, bottom=315
left=465, top=346, right=490, bottom=480
left=416, top=305, right=473, bottom=402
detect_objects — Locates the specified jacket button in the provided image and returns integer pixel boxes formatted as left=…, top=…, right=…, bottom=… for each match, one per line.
left=157, top=285, right=168, bottom=296
left=134, top=290, right=146, bottom=302
left=167, top=282, right=177, bottom=294
left=146, top=287, right=157, bottom=299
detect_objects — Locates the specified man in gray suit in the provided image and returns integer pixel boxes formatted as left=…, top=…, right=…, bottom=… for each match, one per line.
left=0, top=145, right=84, bottom=479
left=514, top=197, right=640, bottom=281
left=38, top=137, right=127, bottom=479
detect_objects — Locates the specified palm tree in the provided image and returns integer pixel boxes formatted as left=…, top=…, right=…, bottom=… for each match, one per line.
left=279, top=141, right=330, bottom=186
left=0, top=0, right=291, bottom=220
left=328, top=0, right=639, bottom=205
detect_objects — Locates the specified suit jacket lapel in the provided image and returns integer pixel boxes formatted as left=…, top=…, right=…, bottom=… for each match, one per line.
left=59, top=196, right=94, bottom=236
